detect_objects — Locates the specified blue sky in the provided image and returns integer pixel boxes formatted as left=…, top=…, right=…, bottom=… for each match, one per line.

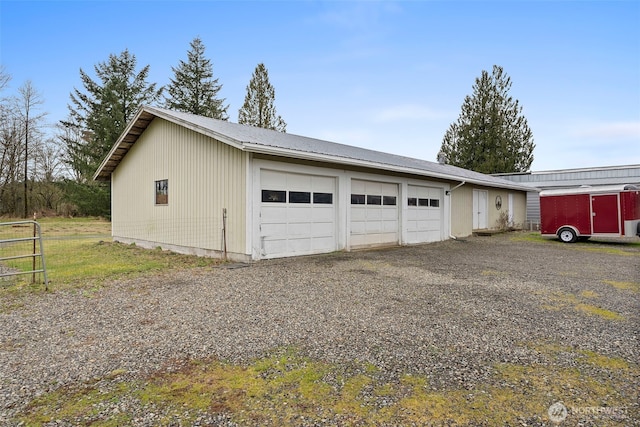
left=1, top=0, right=638, bottom=171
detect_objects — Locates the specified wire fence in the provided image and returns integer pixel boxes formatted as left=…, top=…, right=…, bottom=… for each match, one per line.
left=0, top=219, right=111, bottom=288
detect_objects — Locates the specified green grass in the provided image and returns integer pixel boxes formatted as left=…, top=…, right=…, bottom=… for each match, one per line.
left=17, top=344, right=638, bottom=426
left=511, top=232, right=640, bottom=253
left=0, top=217, right=216, bottom=297
left=541, top=290, right=625, bottom=321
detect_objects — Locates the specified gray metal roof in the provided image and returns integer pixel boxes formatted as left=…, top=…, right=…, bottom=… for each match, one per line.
left=94, top=106, right=534, bottom=192
left=496, top=164, right=640, bottom=189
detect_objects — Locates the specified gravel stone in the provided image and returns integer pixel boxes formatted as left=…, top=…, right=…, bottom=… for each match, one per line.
left=0, top=233, right=638, bottom=425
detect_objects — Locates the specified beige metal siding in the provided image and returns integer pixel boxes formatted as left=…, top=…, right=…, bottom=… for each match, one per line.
left=111, top=118, right=247, bottom=258
left=451, top=186, right=473, bottom=237
left=451, top=185, right=527, bottom=237
left=486, top=189, right=524, bottom=229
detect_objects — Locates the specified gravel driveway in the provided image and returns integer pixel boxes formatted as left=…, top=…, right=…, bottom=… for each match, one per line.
left=1, top=233, right=638, bottom=425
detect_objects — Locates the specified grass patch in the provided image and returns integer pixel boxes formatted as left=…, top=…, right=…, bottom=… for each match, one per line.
left=17, top=345, right=638, bottom=426
left=510, top=232, right=548, bottom=243
left=603, top=280, right=640, bottom=293
left=541, top=291, right=625, bottom=321
left=575, top=303, right=625, bottom=321
left=510, top=232, right=640, bottom=255
left=0, top=217, right=218, bottom=298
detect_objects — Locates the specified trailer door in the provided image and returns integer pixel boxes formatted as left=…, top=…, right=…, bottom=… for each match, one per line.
left=591, top=194, right=620, bottom=234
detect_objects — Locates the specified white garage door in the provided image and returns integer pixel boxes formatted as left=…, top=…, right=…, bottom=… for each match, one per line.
left=260, top=170, right=336, bottom=258
left=407, top=185, right=443, bottom=244
left=350, top=179, right=399, bottom=248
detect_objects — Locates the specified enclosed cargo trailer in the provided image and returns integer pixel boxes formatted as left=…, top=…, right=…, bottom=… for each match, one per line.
left=540, top=184, right=640, bottom=243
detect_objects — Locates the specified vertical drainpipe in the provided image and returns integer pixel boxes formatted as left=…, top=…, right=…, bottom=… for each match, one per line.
left=447, top=181, right=466, bottom=240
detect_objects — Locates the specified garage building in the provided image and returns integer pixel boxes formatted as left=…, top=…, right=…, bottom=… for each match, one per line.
left=94, top=106, right=531, bottom=261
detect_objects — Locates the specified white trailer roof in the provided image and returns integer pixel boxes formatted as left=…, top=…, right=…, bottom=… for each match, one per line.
left=540, top=184, right=639, bottom=197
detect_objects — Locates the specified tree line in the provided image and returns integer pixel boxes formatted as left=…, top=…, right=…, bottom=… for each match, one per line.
left=1, top=36, right=534, bottom=219
left=0, top=37, right=287, bottom=218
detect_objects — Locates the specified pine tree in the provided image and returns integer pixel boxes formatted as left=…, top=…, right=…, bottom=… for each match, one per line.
left=61, top=49, right=162, bottom=182
left=164, top=37, right=228, bottom=119
left=238, top=63, right=286, bottom=132
left=439, top=65, right=534, bottom=174
left=59, top=49, right=161, bottom=216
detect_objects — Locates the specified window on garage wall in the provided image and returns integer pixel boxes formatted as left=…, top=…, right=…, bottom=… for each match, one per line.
left=313, top=192, right=333, bottom=204
left=383, top=196, right=397, bottom=206
left=155, top=179, right=168, bottom=205
left=289, top=191, right=311, bottom=203
left=409, top=196, right=440, bottom=208
left=351, top=194, right=365, bottom=204
left=367, top=195, right=382, bottom=205
left=262, top=190, right=286, bottom=203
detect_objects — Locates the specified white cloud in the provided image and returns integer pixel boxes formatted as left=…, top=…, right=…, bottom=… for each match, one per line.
left=373, top=104, right=449, bottom=122
left=318, top=2, right=402, bottom=31
left=570, top=121, right=640, bottom=140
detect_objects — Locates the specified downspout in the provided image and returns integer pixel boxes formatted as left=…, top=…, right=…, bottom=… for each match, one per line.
left=446, top=181, right=466, bottom=240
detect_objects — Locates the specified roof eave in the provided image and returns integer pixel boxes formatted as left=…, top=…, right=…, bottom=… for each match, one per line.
left=242, top=142, right=537, bottom=192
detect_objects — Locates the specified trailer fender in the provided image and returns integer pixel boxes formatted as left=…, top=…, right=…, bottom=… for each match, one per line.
left=557, top=226, right=579, bottom=243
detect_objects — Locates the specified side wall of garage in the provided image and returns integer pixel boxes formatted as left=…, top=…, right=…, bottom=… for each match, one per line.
left=112, top=118, right=249, bottom=260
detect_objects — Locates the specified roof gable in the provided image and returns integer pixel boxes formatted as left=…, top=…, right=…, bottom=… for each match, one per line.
left=94, top=106, right=535, bottom=192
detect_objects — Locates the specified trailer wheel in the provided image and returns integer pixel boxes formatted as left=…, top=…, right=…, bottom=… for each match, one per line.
left=558, top=227, right=578, bottom=243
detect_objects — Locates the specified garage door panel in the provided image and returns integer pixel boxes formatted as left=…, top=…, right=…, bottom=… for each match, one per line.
left=350, top=180, right=399, bottom=247
left=288, top=237, right=312, bottom=251
left=287, top=207, right=313, bottom=221
left=381, top=208, right=397, bottom=220
left=365, top=222, right=382, bottom=233
left=263, top=239, right=287, bottom=255
left=262, top=223, right=287, bottom=235
left=288, top=222, right=312, bottom=235
left=406, top=185, right=443, bottom=244
left=381, top=183, right=398, bottom=195
left=312, top=236, right=335, bottom=250
left=351, top=207, right=367, bottom=221
left=383, top=221, right=398, bottom=232
left=312, top=206, right=335, bottom=221
left=289, top=174, right=312, bottom=189
left=312, top=222, right=335, bottom=236
left=312, top=176, right=335, bottom=192
left=260, top=170, right=336, bottom=258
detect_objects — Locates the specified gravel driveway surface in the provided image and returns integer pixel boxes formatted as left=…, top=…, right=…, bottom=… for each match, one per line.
left=1, top=233, right=638, bottom=425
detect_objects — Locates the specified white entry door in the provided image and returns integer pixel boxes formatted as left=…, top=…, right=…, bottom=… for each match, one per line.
left=350, top=179, right=399, bottom=248
left=407, top=185, right=443, bottom=243
left=472, top=189, right=488, bottom=230
left=260, top=170, right=337, bottom=258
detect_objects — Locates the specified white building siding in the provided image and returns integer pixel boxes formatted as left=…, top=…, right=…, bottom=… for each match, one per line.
left=111, top=118, right=248, bottom=259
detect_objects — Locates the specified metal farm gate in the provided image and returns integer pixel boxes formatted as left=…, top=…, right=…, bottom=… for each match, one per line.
left=0, top=220, right=49, bottom=290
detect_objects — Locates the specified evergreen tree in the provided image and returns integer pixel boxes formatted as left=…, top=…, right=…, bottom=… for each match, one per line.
left=60, top=49, right=161, bottom=216
left=164, top=37, right=228, bottom=119
left=62, top=49, right=162, bottom=181
left=439, top=65, right=534, bottom=174
left=238, top=63, right=286, bottom=132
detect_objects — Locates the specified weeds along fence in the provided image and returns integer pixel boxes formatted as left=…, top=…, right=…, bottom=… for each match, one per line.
left=0, top=219, right=111, bottom=289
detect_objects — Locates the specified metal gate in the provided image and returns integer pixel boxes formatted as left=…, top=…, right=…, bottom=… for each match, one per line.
left=0, top=220, right=49, bottom=290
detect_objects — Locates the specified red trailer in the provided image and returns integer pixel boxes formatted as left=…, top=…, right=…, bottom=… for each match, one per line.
left=540, top=184, right=640, bottom=243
